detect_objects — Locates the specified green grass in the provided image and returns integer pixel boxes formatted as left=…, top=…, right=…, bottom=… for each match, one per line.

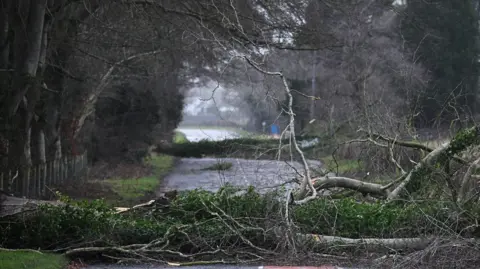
left=201, top=161, right=233, bottom=171
left=321, top=156, right=364, bottom=174
left=173, top=131, right=189, bottom=144
left=103, top=154, right=174, bottom=204
left=0, top=250, right=68, bottom=269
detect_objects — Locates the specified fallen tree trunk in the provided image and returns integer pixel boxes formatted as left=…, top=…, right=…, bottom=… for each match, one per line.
left=305, top=127, right=480, bottom=202
left=386, top=141, right=450, bottom=201
left=312, top=176, right=388, bottom=197
left=296, top=233, right=476, bottom=251
left=0, top=195, right=64, bottom=218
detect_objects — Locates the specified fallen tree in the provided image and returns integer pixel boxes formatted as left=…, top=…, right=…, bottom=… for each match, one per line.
left=289, top=126, right=480, bottom=205
left=297, top=234, right=476, bottom=251
left=2, top=186, right=479, bottom=264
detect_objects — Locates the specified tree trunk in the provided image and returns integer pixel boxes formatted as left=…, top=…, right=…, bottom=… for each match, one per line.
left=37, top=129, right=46, bottom=163
left=43, top=14, right=78, bottom=160
left=31, top=120, right=46, bottom=163
left=30, top=5, right=50, bottom=165
left=0, top=1, right=11, bottom=69
left=5, top=0, right=47, bottom=195
left=8, top=0, right=46, bottom=117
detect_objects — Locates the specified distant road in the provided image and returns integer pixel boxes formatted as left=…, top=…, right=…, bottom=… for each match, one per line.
left=176, top=127, right=241, bottom=142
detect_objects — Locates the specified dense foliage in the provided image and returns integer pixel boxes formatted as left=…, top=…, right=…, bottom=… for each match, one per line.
left=1, top=187, right=476, bottom=252
left=400, top=0, right=480, bottom=126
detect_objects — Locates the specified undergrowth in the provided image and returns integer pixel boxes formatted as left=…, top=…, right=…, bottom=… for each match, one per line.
left=1, top=185, right=477, bottom=254
left=0, top=250, right=68, bottom=269
left=201, top=161, right=233, bottom=171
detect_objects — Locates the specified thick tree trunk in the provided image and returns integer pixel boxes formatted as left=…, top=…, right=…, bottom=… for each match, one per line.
left=4, top=0, right=47, bottom=195
left=296, top=233, right=473, bottom=251
left=8, top=0, right=46, bottom=116
left=31, top=120, right=46, bottom=163
left=30, top=7, right=51, bottom=165
left=0, top=1, right=11, bottom=69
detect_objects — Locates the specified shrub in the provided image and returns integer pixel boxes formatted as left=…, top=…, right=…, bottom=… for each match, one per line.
left=293, top=198, right=464, bottom=238
left=1, top=187, right=476, bottom=253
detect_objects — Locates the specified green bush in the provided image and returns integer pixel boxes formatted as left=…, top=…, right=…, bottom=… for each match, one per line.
left=1, top=187, right=476, bottom=252
left=157, top=136, right=324, bottom=159
left=1, top=199, right=118, bottom=249
left=293, top=198, right=462, bottom=238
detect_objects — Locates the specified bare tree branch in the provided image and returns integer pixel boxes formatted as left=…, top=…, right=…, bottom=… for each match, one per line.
left=73, top=48, right=164, bottom=138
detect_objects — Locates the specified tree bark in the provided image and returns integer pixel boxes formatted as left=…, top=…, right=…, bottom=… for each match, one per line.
left=8, top=0, right=47, bottom=117
left=458, top=157, right=480, bottom=203
left=296, top=233, right=473, bottom=251
left=73, top=49, right=164, bottom=139
left=0, top=1, right=11, bottom=69
left=43, top=15, right=78, bottom=160
left=312, top=176, right=388, bottom=197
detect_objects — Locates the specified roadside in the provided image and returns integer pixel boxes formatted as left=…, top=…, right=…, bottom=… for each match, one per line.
left=173, top=130, right=189, bottom=144
left=55, top=153, right=175, bottom=207
left=52, top=132, right=191, bottom=207
left=0, top=250, right=68, bottom=269
left=3, top=127, right=471, bottom=269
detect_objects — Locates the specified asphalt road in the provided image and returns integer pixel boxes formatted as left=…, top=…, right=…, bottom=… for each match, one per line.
left=158, top=157, right=322, bottom=194
left=86, top=128, right=344, bottom=269
left=164, top=127, right=323, bottom=194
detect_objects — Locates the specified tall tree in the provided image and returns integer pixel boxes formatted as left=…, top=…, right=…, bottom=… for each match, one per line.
left=400, top=0, right=480, bottom=127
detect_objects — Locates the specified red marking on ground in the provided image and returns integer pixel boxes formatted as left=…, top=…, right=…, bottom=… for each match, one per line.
left=263, top=265, right=338, bottom=269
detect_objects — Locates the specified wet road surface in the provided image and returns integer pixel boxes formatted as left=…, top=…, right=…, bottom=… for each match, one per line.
left=158, top=157, right=322, bottom=194
left=165, top=128, right=322, bottom=194
left=86, top=129, right=340, bottom=269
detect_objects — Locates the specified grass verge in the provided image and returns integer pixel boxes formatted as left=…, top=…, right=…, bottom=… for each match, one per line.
left=201, top=161, right=233, bottom=171
left=0, top=250, right=68, bottom=269
left=173, top=131, right=188, bottom=144
left=57, top=153, right=175, bottom=207
left=321, top=156, right=364, bottom=175
left=101, top=154, right=174, bottom=206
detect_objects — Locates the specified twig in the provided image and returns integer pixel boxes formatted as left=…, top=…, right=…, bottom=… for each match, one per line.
left=242, top=56, right=316, bottom=203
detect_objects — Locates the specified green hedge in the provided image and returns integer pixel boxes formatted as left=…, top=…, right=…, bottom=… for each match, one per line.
left=293, top=198, right=465, bottom=238
left=157, top=136, right=324, bottom=159
left=1, top=187, right=476, bottom=251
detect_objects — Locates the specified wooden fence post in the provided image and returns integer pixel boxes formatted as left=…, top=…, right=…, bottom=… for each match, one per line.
left=0, top=152, right=88, bottom=199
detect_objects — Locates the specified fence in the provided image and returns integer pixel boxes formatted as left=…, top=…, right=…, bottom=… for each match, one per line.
left=0, top=152, right=88, bottom=199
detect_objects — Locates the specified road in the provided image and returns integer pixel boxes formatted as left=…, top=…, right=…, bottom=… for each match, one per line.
left=160, top=128, right=322, bottom=194
left=158, top=157, right=321, bottom=194
left=86, top=128, right=343, bottom=269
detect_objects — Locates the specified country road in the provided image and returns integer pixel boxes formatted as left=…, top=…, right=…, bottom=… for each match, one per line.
left=158, top=157, right=322, bottom=194
left=159, top=128, right=322, bottom=194
left=85, top=128, right=343, bottom=269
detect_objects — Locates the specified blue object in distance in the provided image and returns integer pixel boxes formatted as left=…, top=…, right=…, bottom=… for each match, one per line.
left=270, top=124, right=279, bottom=135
